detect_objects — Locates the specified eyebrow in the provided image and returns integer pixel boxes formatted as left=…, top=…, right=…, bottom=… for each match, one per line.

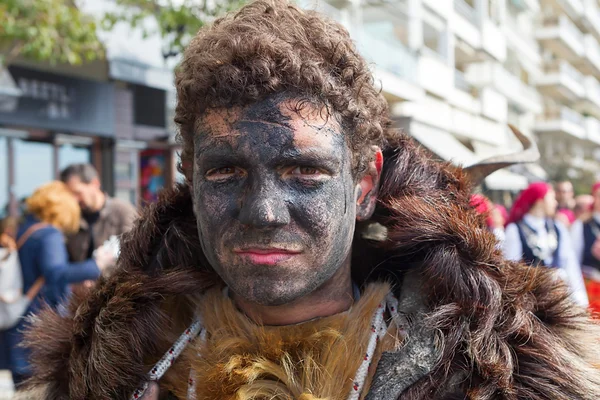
left=196, top=146, right=342, bottom=169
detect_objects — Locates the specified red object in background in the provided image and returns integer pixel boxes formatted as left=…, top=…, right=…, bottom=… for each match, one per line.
left=556, top=208, right=576, bottom=225
left=506, top=182, right=551, bottom=226
left=470, top=194, right=494, bottom=228
left=584, top=278, right=600, bottom=316
left=140, top=149, right=167, bottom=204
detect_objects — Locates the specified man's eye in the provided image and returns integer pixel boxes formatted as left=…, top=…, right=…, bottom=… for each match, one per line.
left=205, top=167, right=245, bottom=180
left=289, top=166, right=321, bottom=176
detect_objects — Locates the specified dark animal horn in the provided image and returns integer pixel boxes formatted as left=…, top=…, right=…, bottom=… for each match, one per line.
left=463, top=124, right=540, bottom=187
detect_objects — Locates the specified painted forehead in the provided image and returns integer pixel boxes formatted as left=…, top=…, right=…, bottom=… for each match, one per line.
left=194, top=97, right=344, bottom=149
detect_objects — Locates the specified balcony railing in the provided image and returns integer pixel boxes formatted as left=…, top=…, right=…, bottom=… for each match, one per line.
left=545, top=60, right=585, bottom=84
left=585, top=35, right=600, bottom=66
left=543, top=15, right=584, bottom=42
left=563, top=16, right=585, bottom=42
left=357, top=31, right=418, bottom=83
left=586, top=117, right=600, bottom=143
left=454, top=0, right=477, bottom=25
left=454, top=69, right=473, bottom=93
left=505, top=12, right=538, bottom=50
left=585, top=76, right=600, bottom=104
left=540, top=107, right=585, bottom=126
left=495, top=64, right=540, bottom=105
left=584, top=0, right=600, bottom=35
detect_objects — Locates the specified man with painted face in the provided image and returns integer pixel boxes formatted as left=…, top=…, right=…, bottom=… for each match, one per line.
left=21, top=1, right=600, bottom=399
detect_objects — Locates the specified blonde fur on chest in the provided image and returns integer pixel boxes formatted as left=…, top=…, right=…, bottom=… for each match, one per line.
left=163, top=283, right=396, bottom=400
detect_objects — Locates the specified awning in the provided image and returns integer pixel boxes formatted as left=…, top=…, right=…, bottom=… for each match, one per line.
left=484, top=169, right=529, bottom=191
left=408, top=122, right=477, bottom=166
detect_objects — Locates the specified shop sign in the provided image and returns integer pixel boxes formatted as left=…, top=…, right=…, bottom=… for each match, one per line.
left=0, top=66, right=114, bottom=136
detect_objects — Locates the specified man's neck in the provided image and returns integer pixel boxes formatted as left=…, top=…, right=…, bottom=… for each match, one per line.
left=93, top=191, right=107, bottom=212
left=232, top=264, right=354, bottom=326
left=527, top=206, right=545, bottom=219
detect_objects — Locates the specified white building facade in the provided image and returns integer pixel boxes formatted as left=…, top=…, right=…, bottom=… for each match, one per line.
left=299, top=0, right=600, bottom=196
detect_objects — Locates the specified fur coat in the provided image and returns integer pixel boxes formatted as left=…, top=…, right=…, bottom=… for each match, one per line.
left=23, top=136, right=600, bottom=399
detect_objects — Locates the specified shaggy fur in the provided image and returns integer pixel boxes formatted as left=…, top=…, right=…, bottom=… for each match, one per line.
left=21, top=132, right=600, bottom=399
left=160, top=283, right=395, bottom=400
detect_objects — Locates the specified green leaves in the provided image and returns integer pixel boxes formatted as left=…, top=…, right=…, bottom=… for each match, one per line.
left=104, top=0, right=246, bottom=59
left=0, top=0, right=104, bottom=65
left=0, top=0, right=245, bottom=66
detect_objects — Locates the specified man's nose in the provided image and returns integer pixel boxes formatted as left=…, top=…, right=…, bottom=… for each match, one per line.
left=238, top=178, right=290, bottom=228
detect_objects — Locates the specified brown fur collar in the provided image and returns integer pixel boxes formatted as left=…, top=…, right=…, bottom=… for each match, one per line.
left=161, top=283, right=394, bottom=400
left=24, top=135, right=600, bottom=399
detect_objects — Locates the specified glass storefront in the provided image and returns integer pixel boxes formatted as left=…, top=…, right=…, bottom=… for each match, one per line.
left=115, top=149, right=139, bottom=206
left=14, top=139, right=54, bottom=205
left=58, top=143, right=91, bottom=171
left=0, top=135, right=93, bottom=217
left=0, top=137, right=7, bottom=218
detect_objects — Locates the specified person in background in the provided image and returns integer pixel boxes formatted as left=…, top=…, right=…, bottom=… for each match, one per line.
left=60, top=164, right=137, bottom=269
left=495, top=204, right=508, bottom=226
left=575, top=194, right=595, bottom=221
left=555, top=180, right=576, bottom=227
left=0, top=217, right=19, bottom=250
left=0, top=181, right=111, bottom=388
left=503, top=182, right=588, bottom=306
left=470, top=194, right=505, bottom=244
left=571, top=183, right=600, bottom=312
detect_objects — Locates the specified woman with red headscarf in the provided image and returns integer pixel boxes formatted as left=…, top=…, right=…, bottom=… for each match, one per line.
left=571, top=182, right=600, bottom=312
left=503, top=182, right=588, bottom=306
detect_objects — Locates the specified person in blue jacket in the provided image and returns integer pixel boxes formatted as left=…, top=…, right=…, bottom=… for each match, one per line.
left=0, top=181, right=111, bottom=388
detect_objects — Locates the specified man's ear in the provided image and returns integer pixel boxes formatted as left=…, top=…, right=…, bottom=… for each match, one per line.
left=356, top=147, right=383, bottom=221
left=91, top=177, right=102, bottom=190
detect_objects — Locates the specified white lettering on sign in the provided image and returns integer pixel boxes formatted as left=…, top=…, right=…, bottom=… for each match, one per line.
left=17, top=77, right=74, bottom=120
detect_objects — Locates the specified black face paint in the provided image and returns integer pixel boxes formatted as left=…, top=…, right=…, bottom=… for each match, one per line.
left=193, top=95, right=359, bottom=306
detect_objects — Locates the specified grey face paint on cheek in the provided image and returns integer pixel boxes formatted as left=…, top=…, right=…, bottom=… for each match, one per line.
left=193, top=97, right=358, bottom=306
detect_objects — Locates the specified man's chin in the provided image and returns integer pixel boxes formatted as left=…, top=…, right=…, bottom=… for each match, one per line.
left=231, top=280, right=316, bottom=307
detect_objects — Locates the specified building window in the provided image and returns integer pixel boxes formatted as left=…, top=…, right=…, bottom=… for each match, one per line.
left=14, top=139, right=54, bottom=204
left=58, top=143, right=91, bottom=171
left=422, top=8, right=447, bottom=60
left=0, top=137, right=7, bottom=217
left=488, top=0, right=502, bottom=24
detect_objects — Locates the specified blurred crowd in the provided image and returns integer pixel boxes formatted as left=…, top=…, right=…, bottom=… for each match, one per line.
left=472, top=180, right=600, bottom=312
left=0, top=164, right=136, bottom=389
left=4, top=168, right=600, bottom=390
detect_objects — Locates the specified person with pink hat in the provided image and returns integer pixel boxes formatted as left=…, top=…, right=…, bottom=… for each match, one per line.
left=571, top=182, right=600, bottom=312
left=469, top=194, right=506, bottom=244
left=503, top=182, right=588, bottom=306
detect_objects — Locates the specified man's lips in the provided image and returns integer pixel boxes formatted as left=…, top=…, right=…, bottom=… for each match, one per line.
left=233, top=247, right=301, bottom=265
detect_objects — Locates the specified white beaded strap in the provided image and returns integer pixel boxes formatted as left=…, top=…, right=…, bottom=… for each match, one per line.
left=186, top=329, right=207, bottom=400
left=130, top=318, right=204, bottom=400
left=346, top=292, right=399, bottom=400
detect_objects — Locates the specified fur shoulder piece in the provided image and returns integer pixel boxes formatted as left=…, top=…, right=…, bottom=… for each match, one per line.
left=365, top=139, right=600, bottom=399
left=23, top=184, right=220, bottom=399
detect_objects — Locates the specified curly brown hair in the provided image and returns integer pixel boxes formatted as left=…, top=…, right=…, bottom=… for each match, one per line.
left=175, top=0, right=397, bottom=180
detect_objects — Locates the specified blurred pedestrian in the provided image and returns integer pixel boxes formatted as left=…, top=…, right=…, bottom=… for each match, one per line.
left=571, top=183, right=600, bottom=312
left=60, top=164, right=137, bottom=271
left=0, top=217, right=18, bottom=250
left=503, top=182, right=588, bottom=306
left=470, top=194, right=505, bottom=244
left=0, top=181, right=111, bottom=388
left=555, top=181, right=576, bottom=227
left=574, top=194, right=594, bottom=221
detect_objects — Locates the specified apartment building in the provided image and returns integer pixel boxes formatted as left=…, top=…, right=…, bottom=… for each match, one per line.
left=299, top=0, right=600, bottom=197
left=536, top=0, right=600, bottom=184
